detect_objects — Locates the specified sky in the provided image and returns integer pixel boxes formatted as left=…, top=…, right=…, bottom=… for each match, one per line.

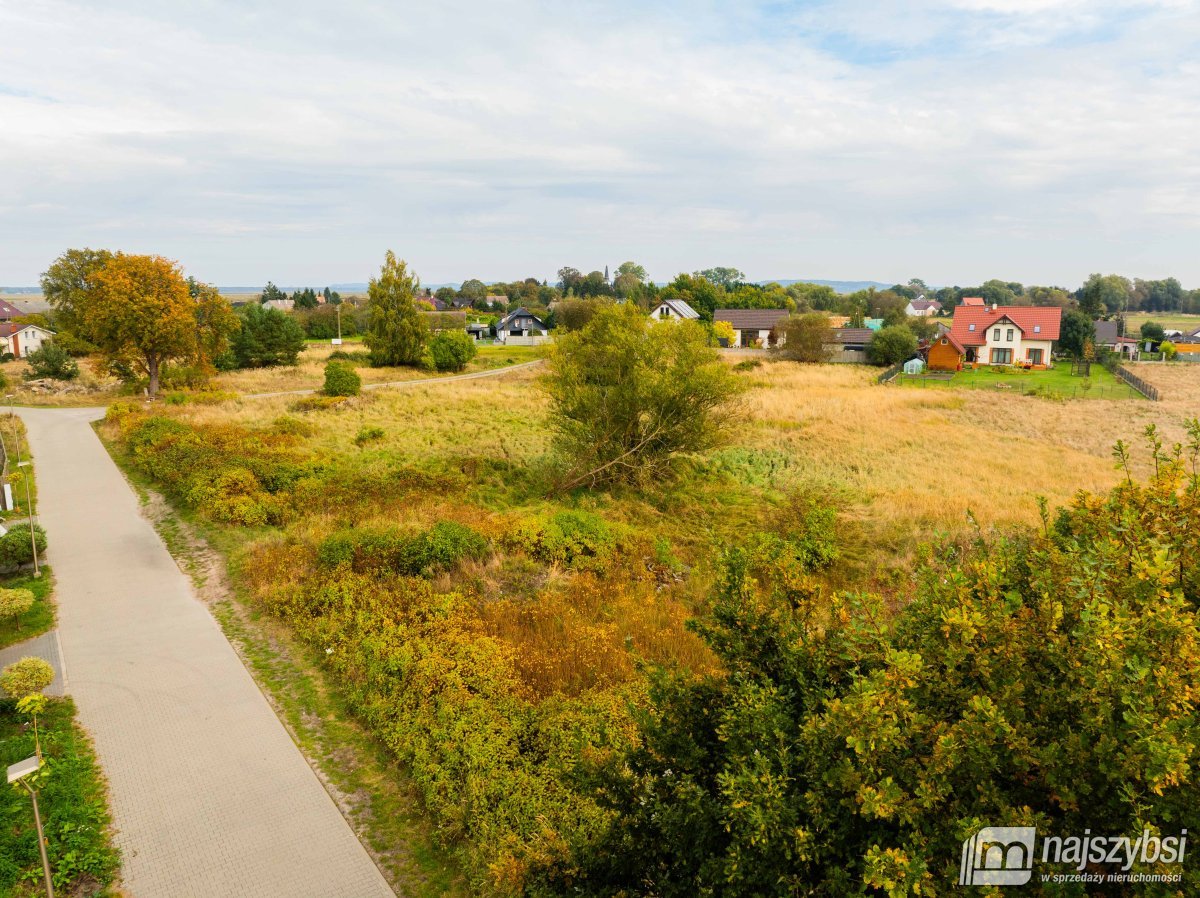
left=1, top=0, right=1198, bottom=289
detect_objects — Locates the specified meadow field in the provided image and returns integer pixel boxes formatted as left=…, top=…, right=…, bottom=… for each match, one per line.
left=1124, top=309, right=1200, bottom=334
left=98, top=355, right=1200, bottom=893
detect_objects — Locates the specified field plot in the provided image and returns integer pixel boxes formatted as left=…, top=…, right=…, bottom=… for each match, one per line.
left=896, top=363, right=1141, bottom=400
left=100, top=357, right=1200, bottom=894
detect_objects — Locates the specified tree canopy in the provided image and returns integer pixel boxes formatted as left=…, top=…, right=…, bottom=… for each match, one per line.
left=544, top=303, right=743, bottom=489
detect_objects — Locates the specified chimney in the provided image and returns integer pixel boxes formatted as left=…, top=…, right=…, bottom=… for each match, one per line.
left=991, top=303, right=997, bottom=311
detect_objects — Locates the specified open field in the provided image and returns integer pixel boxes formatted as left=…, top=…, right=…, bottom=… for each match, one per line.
left=1124, top=310, right=1200, bottom=334
left=211, top=341, right=545, bottom=395
left=896, top=362, right=1141, bottom=400
left=99, top=357, right=1200, bottom=893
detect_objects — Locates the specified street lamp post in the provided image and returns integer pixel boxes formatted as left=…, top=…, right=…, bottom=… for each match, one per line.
left=7, top=756, right=54, bottom=898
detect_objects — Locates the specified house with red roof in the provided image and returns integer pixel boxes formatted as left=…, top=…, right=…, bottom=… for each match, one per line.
left=928, top=305, right=1062, bottom=371
left=959, top=296, right=985, bottom=307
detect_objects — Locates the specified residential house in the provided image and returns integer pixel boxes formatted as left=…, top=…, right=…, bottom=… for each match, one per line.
left=714, top=309, right=789, bottom=348
left=0, top=322, right=54, bottom=359
left=1093, top=319, right=1139, bottom=359
left=932, top=305, right=1062, bottom=370
left=0, top=298, right=23, bottom=321
left=494, top=307, right=549, bottom=345
left=466, top=322, right=491, bottom=342
left=262, top=298, right=295, bottom=312
left=906, top=298, right=943, bottom=317
left=824, top=327, right=874, bottom=363
left=484, top=295, right=509, bottom=308
left=959, top=296, right=985, bottom=307
left=651, top=299, right=700, bottom=321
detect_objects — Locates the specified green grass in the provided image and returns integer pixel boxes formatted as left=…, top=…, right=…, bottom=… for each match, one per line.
left=0, top=697, right=119, bottom=897
left=0, top=568, right=54, bottom=651
left=898, top=363, right=1143, bottom=400
left=1124, top=311, right=1200, bottom=334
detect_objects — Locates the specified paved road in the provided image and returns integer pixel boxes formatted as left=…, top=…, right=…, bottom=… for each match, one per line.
left=17, top=406, right=394, bottom=898
left=247, top=358, right=544, bottom=399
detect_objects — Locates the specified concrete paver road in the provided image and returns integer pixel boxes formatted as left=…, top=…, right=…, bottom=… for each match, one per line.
left=18, top=406, right=394, bottom=898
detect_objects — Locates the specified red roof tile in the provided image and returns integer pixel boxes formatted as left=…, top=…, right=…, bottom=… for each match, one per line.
left=948, top=306, right=1062, bottom=347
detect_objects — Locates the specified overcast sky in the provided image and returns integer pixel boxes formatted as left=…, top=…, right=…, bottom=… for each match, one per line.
left=2, top=0, right=1198, bottom=288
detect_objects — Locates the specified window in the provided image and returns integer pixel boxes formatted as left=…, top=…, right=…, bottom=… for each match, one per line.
left=993, top=328, right=1001, bottom=341
left=1007, top=328, right=1014, bottom=341
left=1027, top=348, right=1043, bottom=365
left=990, top=348, right=1012, bottom=364
left=1034, top=325, right=1041, bottom=333
left=969, top=323, right=976, bottom=331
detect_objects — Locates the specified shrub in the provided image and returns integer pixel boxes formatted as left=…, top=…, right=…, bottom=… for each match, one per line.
left=0, top=524, right=47, bottom=572
left=317, top=521, right=489, bottom=577
left=733, top=359, right=761, bottom=372
left=428, top=330, right=478, bottom=372
left=773, top=313, right=831, bottom=362
left=272, top=416, right=315, bottom=437
left=0, top=587, right=34, bottom=630
left=25, top=342, right=79, bottom=380
left=711, top=319, right=736, bottom=347
left=289, top=395, right=351, bottom=412
left=0, top=656, right=54, bottom=699
left=505, top=510, right=622, bottom=571
left=1162, top=340, right=1178, bottom=360
left=354, top=426, right=385, bottom=447
left=322, top=361, right=361, bottom=397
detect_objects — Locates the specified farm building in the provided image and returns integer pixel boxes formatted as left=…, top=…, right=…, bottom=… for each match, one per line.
left=941, top=305, right=1061, bottom=368
left=714, top=308, right=789, bottom=348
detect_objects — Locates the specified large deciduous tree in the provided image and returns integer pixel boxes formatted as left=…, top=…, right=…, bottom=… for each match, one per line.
left=365, top=250, right=427, bottom=367
left=39, top=246, right=112, bottom=340
left=545, top=303, right=743, bottom=489
left=867, top=325, right=919, bottom=365
left=85, top=253, right=205, bottom=396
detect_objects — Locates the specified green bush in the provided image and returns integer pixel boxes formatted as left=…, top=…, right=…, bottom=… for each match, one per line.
left=506, top=510, right=622, bottom=571
left=322, top=361, right=361, bottom=397
left=354, top=426, right=385, bottom=447
left=25, top=341, right=79, bottom=380
left=317, top=521, right=489, bottom=577
left=732, top=359, right=761, bottom=372
left=0, top=524, right=47, bottom=572
left=428, top=330, right=478, bottom=372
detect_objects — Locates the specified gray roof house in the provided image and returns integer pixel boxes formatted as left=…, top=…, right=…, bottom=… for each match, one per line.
left=714, top=308, right=790, bottom=348
left=651, top=299, right=700, bottom=321
left=494, top=307, right=549, bottom=344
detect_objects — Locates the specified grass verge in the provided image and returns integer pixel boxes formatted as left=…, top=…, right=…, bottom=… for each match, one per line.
left=0, top=696, right=120, bottom=897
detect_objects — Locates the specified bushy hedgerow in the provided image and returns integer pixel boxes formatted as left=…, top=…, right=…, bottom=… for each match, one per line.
left=318, top=521, right=489, bottom=577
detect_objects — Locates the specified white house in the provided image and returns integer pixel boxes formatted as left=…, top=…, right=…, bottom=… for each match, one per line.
left=906, top=297, right=943, bottom=317
left=943, top=305, right=1061, bottom=367
left=651, top=299, right=700, bottom=321
left=714, top=309, right=790, bottom=348
left=0, top=323, right=54, bottom=359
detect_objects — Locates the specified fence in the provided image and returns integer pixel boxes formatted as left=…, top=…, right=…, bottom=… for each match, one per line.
left=877, top=361, right=904, bottom=384
left=1113, top=364, right=1160, bottom=401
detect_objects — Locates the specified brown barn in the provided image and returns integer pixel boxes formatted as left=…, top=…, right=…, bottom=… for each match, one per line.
left=927, top=333, right=965, bottom=371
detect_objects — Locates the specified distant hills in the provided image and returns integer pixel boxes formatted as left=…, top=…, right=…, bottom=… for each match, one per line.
left=762, top=279, right=895, bottom=293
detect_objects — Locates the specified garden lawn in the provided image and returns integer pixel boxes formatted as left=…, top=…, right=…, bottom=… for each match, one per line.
left=897, top=363, right=1143, bottom=399
left=0, top=697, right=119, bottom=897
left=0, top=569, right=54, bottom=651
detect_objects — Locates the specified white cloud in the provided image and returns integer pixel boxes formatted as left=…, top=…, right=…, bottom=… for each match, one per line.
left=0, top=0, right=1197, bottom=286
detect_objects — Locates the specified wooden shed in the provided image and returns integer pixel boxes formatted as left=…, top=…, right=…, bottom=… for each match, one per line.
left=927, top=333, right=964, bottom=371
